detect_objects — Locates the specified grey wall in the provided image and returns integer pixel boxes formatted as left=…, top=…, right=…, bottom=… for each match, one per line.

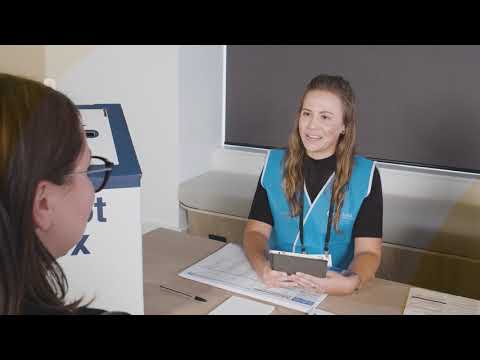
left=226, top=45, right=480, bottom=172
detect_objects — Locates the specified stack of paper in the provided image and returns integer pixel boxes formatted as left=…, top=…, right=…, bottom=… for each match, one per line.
left=404, top=287, right=480, bottom=315
left=209, top=296, right=274, bottom=315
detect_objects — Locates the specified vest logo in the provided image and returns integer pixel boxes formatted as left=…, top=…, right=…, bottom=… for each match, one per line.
left=341, top=212, right=353, bottom=220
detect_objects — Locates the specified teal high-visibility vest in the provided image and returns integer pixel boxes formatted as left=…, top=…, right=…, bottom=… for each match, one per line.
left=261, top=149, right=375, bottom=271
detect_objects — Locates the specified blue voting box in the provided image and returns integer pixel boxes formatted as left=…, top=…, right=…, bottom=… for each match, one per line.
left=58, top=104, right=144, bottom=314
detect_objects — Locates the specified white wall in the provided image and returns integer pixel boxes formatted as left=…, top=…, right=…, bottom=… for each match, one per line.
left=212, top=146, right=266, bottom=175
left=177, top=45, right=224, bottom=229
left=179, top=45, right=223, bottom=183
left=46, top=45, right=181, bottom=232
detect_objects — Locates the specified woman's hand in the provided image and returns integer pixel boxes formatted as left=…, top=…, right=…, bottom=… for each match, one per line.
left=290, top=270, right=360, bottom=296
left=259, top=264, right=298, bottom=289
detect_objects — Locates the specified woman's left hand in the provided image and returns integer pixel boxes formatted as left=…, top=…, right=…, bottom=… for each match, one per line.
left=290, top=270, right=360, bottom=296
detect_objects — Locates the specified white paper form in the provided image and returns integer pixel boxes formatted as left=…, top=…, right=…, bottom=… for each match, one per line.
left=209, top=296, right=274, bottom=315
left=308, top=309, right=334, bottom=315
left=404, top=287, right=480, bottom=315
left=179, top=243, right=328, bottom=313
left=80, top=109, right=119, bottom=165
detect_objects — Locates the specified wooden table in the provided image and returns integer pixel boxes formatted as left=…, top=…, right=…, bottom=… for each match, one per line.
left=143, top=228, right=411, bottom=315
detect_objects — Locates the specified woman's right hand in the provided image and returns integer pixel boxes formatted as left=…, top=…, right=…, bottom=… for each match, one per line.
left=259, top=264, right=297, bottom=289
left=243, top=220, right=296, bottom=289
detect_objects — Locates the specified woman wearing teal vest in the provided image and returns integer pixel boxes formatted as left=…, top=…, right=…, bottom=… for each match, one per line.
left=244, top=74, right=383, bottom=296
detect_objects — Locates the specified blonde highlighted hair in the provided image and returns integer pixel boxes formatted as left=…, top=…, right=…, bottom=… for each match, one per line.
left=283, top=74, right=357, bottom=231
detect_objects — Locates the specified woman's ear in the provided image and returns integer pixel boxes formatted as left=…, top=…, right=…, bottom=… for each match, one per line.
left=32, top=180, right=56, bottom=232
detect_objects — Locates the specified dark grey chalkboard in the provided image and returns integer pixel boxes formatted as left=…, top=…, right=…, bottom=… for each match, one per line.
left=225, top=45, right=480, bottom=172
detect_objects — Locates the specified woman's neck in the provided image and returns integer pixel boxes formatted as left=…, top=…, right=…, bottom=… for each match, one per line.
left=306, top=149, right=336, bottom=160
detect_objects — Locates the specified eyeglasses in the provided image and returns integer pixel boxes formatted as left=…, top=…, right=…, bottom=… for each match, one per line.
left=68, top=155, right=114, bottom=193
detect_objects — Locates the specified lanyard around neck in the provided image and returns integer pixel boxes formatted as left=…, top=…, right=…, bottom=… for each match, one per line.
left=298, top=184, right=335, bottom=255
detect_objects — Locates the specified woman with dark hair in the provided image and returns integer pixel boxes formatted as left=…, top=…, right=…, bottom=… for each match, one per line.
left=243, top=74, right=383, bottom=296
left=0, top=73, right=117, bottom=314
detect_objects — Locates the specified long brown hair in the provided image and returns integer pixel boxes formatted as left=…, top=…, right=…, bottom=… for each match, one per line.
left=0, top=73, right=85, bottom=314
left=283, top=74, right=357, bottom=231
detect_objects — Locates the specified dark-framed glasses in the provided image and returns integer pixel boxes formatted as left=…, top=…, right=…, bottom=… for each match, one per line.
left=69, top=155, right=113, bottom=193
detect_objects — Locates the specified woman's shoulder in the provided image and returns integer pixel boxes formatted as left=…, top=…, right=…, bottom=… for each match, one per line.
left=351, top=155, right=377, bottom=192
left=353, top=154, right=374, bottom=165
left=352, top=155, right=376, bottom=173
left=266, top=148, right=286, bottom=159
left=22, top=301, right=109, bottom=315
left=262, top=148, right=286, bottom=170
left=76, top=306, right=110, bottom=315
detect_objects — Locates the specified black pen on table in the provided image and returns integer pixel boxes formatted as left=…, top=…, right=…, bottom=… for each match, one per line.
left=159, top=284, right=207, bottom=302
